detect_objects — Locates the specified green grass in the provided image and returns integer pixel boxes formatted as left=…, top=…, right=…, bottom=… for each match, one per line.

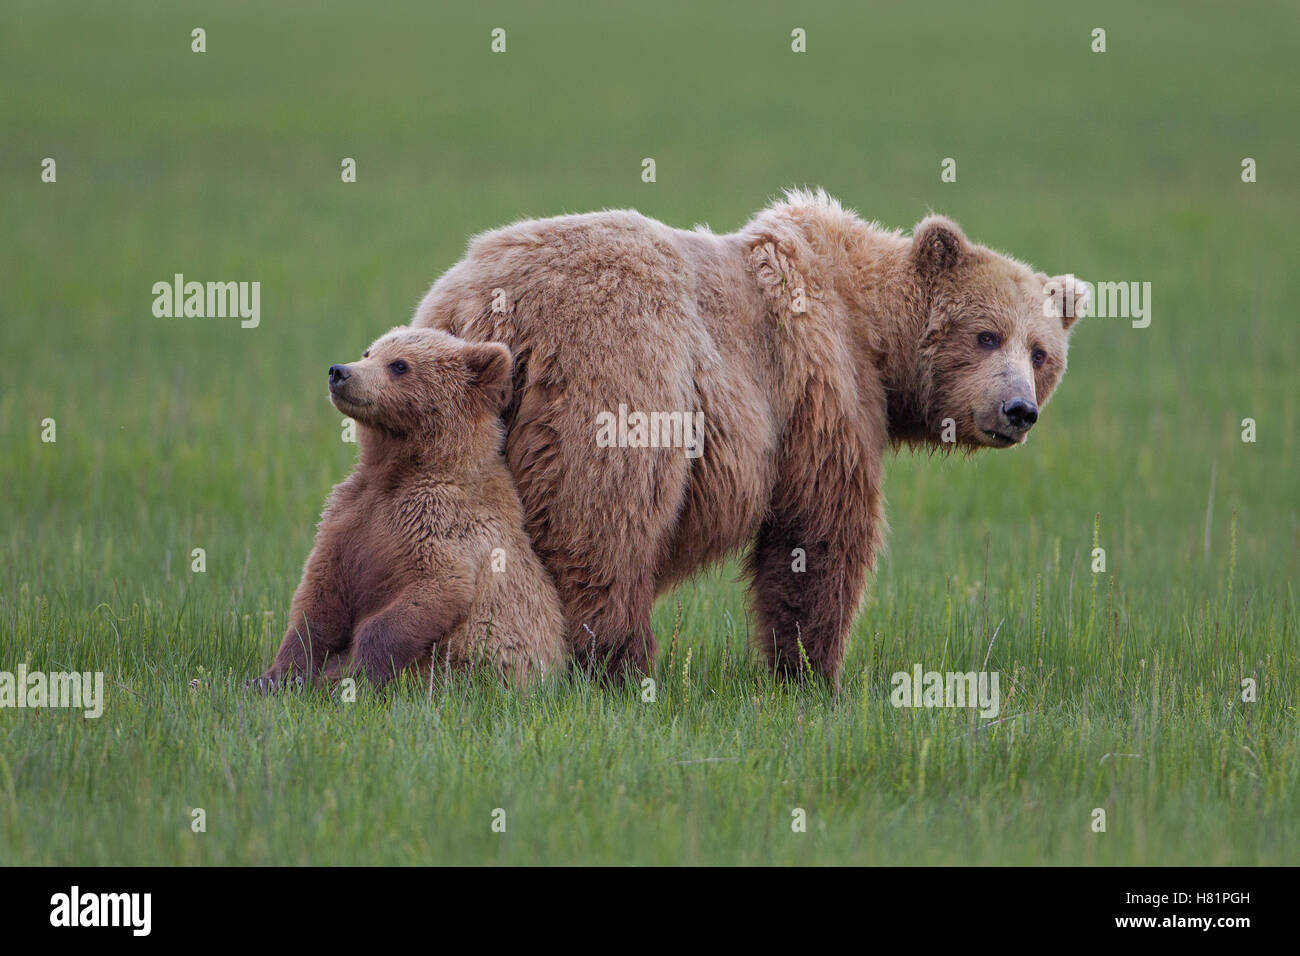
left=1, top=0, right=1297, bottom=864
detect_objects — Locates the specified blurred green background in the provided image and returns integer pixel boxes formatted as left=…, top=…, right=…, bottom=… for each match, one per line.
left=1, top=0, right=1296, bottom=864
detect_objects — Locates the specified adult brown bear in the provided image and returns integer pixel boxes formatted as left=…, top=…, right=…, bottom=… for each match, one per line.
left=413, top=189, right=1086, bottom=684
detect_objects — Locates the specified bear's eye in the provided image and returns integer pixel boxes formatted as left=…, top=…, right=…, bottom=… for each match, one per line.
left=363, top=350, right=370, bottom=358
left=388, top=359, right=409, bottom=376
left=1031, top=348, right=1047, bottom=368
left=976, top=331, right=1001, bottom=350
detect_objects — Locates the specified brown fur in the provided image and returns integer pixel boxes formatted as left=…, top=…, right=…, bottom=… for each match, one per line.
left=412, top=189, right=1085, bottom=684
left=257, top=327, right=567, bottom=688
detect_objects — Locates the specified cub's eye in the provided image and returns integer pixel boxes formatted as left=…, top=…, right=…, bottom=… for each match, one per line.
left=976, top=331, right=1001, bottom=349
left=363, top=350, right=370, bottom=358
left=1031, top=348, right=1047, bottom=368
left=388, top=359, right=409, bottom=376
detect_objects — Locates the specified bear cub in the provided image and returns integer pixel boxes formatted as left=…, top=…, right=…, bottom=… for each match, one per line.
left=256, top=326, right=567, bottom=688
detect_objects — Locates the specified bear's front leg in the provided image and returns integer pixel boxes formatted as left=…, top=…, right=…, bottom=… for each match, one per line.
left=747, top=514, right=877, bottom=686
left=253, top=547, right=351, bottom=690
left=346, top=586, right=469, bottom=688
left=745, top=396, right=887, bottom=686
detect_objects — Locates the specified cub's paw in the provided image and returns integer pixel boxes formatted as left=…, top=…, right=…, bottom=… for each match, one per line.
left=244, top=672, right=305, bottom=694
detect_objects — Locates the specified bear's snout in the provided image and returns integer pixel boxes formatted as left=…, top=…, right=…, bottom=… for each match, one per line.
left=328, top=364, right=352, bottom=390
left=1000, top=397, right=1039, bottom=432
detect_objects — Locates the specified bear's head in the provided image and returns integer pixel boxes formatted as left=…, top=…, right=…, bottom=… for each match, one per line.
left=327, top=326, right=512, bottom=446
left=910, top=215, right=1087, bottom=449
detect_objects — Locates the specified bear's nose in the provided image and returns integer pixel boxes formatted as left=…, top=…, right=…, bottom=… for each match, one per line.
left=328, top=364, right=351, bottom=386
left=1002, top=398, right=1039, bottom=431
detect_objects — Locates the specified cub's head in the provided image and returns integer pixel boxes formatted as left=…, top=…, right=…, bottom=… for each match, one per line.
left=327, top=326, right=512, bottom=441
left=911, top=215, right=1086, bottom=449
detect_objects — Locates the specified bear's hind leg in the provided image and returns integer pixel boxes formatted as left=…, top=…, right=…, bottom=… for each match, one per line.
left=566, top=568, right=658, bottom=683
left=511, top=422, right=684, bottom=685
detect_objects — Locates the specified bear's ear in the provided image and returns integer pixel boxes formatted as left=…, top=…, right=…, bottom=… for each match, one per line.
left=912, top=215, right=967, bottom=276
left=1043, top=274, right=1089, bottom=330
left=464, top=342, right=513, bottom=412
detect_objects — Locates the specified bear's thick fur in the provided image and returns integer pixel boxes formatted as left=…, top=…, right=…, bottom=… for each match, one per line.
left=259, top=327, right=567, bottom=687
left=413, top=189, right=1085, bottom=683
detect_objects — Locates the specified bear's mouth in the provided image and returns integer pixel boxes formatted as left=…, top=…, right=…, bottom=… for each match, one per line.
left=330, top=392, right=371, bottom=410
left=982, top=428, right=1020, bottom=447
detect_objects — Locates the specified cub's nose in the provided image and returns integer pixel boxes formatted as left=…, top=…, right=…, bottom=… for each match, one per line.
left=1002, top=398, right=1039, bottom=431
left=328, top=364, right=351, bottom=387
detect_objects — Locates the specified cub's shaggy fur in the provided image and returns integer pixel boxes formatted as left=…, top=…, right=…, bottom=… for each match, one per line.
left=413, top=189, right=1086, bottom=684
left=259, top=327, right=566, bottom=687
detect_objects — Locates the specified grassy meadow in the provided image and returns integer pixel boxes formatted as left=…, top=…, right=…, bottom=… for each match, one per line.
left=1, top=0, right=1297, bottom=864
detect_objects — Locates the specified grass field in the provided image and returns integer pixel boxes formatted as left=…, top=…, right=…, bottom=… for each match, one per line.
left=2, top=0, right=1297, bottom=865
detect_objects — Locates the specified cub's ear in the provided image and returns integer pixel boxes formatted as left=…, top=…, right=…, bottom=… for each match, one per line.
left=912, top=215, right=967, bottom=275
left=1042, top=274, right=1089, bottom=330
left=463, top=342, right=513, bottom=412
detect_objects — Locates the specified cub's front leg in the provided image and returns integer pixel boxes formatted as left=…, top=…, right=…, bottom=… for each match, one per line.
left=346, top=582, right=471, bottom=688
left=253, top=545, right=351, bottom=689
